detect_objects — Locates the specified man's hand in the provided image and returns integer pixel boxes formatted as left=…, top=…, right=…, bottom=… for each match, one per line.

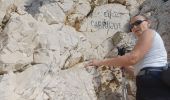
left=85, top=59, right=101, bottom=67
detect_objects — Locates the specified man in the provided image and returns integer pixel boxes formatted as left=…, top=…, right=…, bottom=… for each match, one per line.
left=86, top=14, right=170, bottom=100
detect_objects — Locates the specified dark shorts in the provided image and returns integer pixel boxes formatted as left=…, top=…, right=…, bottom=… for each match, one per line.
left=136, top=68, right=170, bottom=100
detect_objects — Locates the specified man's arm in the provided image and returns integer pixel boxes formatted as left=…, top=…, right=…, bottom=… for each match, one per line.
left=86, top=29, right=154, bottom=67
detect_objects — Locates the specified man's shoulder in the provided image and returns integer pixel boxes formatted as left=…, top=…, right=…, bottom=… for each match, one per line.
left=142, top=29, right=155, bottom=38
left=139, top=29, right=154, bottom=42
left=143, top=29, right=155, bottom=34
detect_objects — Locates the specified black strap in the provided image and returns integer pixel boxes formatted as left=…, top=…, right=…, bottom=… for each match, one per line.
left=141, top=67, right=165, bottom=71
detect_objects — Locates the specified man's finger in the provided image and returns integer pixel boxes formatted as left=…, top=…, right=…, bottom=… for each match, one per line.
left=84, top=62, right=91, bottom=67
left=84, top=61, right=93, bottom=67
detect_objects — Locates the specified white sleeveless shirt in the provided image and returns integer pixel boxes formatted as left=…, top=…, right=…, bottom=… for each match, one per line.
left=134, top=31, right=167, bottom=76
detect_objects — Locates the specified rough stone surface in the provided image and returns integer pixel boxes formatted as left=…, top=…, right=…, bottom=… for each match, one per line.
left=0, top=64, right=97, bottom=100
left=80, top=4, right=130, bottom=59
left=0, top=0, right=170, bottom=100
left=0, top=0, right=14, bottom=24
left=38, top=3, right=66, bottom=25
left=1, top=13, right=37, bottom=64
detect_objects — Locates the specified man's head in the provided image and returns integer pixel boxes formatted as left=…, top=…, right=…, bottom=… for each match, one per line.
left=130, top=14, right=151, bottom=37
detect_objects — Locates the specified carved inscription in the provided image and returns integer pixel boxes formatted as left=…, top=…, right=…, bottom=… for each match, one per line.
left=90, top=10, right=122, bottom=30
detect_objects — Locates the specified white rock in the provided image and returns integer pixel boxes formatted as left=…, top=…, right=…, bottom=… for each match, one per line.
left=1, top=13, right=38, bottom=64
left=0, top=50, right=33, bottom=64
left=66, top=0, right=91, bottom=27
left=64, top=50, right=83, bottom=69
left=75, top=0, right=91, bottom=16
left=14, top=64, right=50, bottom=100
left=0, top=0, right=14, bottom=24
left=80, top=4, right=130, bottom=46
left=2, top=1, right=170, bottom=100
left=59, top=25, right=79, bottom=52
left=0, top=71, right=19, bottom=100
left=36, top=24, right=79, bottom=53
left=126, top=0, right=140, bottom=16
left=39, top=3, right=66, bottom=25
left=33, top=49, right=53, bottom=65
left=0, top=64, right=97, bottom=100
left=57, top=0, right=74, bottom=13
left=47, top=63, right=97, bottom=100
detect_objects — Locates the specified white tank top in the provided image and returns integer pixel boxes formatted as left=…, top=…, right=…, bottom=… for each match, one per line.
left=134, top=31, right=167, bottom=76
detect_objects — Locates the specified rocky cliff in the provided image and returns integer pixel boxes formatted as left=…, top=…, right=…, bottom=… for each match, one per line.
left=0, top=0, right=169, bottom=100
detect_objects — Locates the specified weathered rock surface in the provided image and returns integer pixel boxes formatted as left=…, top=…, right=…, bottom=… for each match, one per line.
left=0, top=0, right=14, bottom=24
left=0, top=64, right=97, bottom=100
left=0, top=0, right=170, bottom=100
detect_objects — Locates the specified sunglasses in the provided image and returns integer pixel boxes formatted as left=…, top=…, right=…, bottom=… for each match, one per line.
left=129, top=20, right=147, bottom=30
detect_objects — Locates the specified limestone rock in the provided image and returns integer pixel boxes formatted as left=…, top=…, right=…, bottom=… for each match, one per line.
left=1, top=0, right=170, bottom=100
left=59, top=25, right=79, bottom=52
left=1, top=13, right=38, bottom=64
left=57, top=0, right=74, bottom=13
left=15, top=0, right=45, bottom=16
left=39, top=3, right=66, bottom=25
left=35, top=24, right=61, bottom=50
left=0, top=0, right=14, bottom=25
left=112, top=31, right=136, bottom=49
left=126, top=0, right=140, bottom=16
left=80, top=4, right=130, bottom=47
left=92, top=65, right=123, bottom=100
left=0, top=64, right=97, bottom=100
left=33, top=49, right=53, bottom=65
left=76, top=32, right=93, bottom=60
left=66, top=0, right=91, bottom=30
left=64, top=50, right=83, bottom=69
left=79, top=4, right=130, bottom=59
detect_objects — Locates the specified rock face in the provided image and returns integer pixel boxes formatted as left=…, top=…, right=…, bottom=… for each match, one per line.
left=0, top=0, right=170, bottom=100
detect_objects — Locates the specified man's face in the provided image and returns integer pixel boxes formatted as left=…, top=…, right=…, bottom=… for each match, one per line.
left=130, top=15, right=150, bottom=37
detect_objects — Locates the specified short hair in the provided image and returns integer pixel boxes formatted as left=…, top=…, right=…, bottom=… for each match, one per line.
left=131, top=14, right=149, bottom=21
